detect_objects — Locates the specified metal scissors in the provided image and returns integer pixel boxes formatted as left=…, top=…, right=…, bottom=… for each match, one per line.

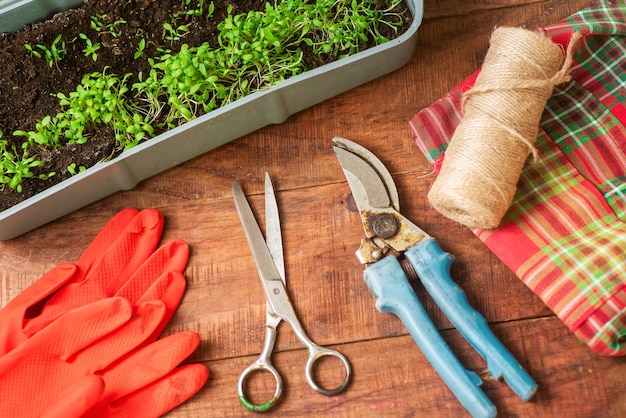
left=332, top=137, right=536, bottom=418
left=233, top=173, right=351, bottom=412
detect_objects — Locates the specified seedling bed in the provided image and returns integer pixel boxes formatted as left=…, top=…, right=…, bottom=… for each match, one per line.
left=0, top=0, right=422, bottom=239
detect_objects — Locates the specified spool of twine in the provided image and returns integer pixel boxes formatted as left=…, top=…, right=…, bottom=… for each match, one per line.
left=427, top=27, right=580, bottom=229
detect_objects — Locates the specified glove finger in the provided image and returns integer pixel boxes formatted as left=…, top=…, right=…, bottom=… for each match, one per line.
left=41, top=375, right=105, bottom=418
left=97, top=331, right=202, bottom=403
left=71, top=300, right=168, bottom=373
left=76, top=208, right=164, bottom=283
left=75, top=208, right=140, bottom=271
left=115, top=239, right=189, bottom=306
left=0, top=299, right=168, bottom=417
left=24, top=209, right=165, bottom=334
left=113, top=240, right=189, bottom=341
left=121, top=270, right=187, bottom=343
left=0, top=263, right=78, bottom=356
left=96, top=364, right=209, bottom=418
left=71, top=207, right=164, bottom=291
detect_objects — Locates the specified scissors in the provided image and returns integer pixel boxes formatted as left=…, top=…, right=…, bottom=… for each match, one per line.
left=233, top=173, right=351, bottom=412
left=332, top=137, right=536, bottom=418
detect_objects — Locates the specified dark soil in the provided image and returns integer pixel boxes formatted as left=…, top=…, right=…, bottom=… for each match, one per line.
left=0, top=0, right=411, bottom=211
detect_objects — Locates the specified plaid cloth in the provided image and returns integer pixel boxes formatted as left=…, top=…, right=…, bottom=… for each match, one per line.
left=409, top=0, right=626, bottom=356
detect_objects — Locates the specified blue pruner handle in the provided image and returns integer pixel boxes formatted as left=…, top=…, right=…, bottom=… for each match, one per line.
left=364, top=256, right=497, bottom=418
left=405, top=238, right=537, bottom=401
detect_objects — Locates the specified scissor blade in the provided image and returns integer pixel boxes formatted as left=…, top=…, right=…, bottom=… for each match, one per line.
left=264, top=173, right=285, bottom=282
left=233, top=180, right=285, bottom=294
left=332, top=136, right=399, bottom=211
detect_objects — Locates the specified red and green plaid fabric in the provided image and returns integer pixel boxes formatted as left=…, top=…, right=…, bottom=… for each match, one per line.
left=409, top=0, right=626, bottom=356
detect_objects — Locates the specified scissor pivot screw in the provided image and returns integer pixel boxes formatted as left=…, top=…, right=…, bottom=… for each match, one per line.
left=369, top=213, right=398, bottom=239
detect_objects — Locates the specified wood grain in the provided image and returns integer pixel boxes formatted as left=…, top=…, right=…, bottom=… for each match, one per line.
left=2, top=1, right=624, bottom=417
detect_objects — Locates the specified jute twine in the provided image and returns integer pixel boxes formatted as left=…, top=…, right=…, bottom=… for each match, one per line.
left=427, top=27, right=581, bottom=229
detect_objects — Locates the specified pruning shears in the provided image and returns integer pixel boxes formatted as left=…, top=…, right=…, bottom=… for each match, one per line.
left=332, top=137, right=537, bottom=418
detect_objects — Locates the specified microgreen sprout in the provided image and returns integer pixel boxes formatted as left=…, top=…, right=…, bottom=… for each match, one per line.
left=300, top=0, right=405, bottom=58
left=109, top=18, right=127, bottom=37
left=13, top=114, right=64, bottom=148
left=55, top=67, right=153, bottom=150
left=0, top=137, right=55, bottom=193
left=79, top=33, right=101, bottom=61
left=90, top=14, right=127, bottom=37
left=162, top=22, right=190, bottom=42
left=90, top=14, right=107, bottom=32
left=169, top=0, right=215, bottom=21
left=24, top=44, right=40, bottom=58
left=180, top=0, right=205, bottom=17
left=67, top=163, right=86, bottom=176
left=134, top=38, right=146, bottom=59
left=24, top=34, right=67, bottom=69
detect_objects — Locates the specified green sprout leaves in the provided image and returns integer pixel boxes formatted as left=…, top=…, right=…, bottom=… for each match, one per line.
left=7, top=0, right=407, bottom=194
left=79, top=33, right=101, bottom=61
left=134, top=38, right=146, bottom=59
left=90, top=14, right=127, bottom=37
left=300, top=0, right=405, bottom=58
left=54, top=68, right=153, bottom=150
left=24, top=34, right=67, bottom=69
left=67, top=163, right=86, bottom=176
left=0, top=137, right=55, bottom=193
left=162, top=22, right=190, bottom=42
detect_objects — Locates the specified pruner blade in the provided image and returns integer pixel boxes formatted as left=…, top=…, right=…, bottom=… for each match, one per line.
left=332, top=136, right=429, bottom=263
left=332, top=136, right=399, bottom=212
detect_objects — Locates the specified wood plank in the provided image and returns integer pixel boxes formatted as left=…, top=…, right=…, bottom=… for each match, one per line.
left=422, top=0, right=548, bottom=20
left=170, top=316, right=626, bottom=417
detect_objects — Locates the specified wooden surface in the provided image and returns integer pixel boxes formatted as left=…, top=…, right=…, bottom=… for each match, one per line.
left=2, top=0, right=625, bottom=416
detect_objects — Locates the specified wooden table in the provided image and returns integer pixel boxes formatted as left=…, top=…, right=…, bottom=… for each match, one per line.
left=2, top=0, right=624, bottom=416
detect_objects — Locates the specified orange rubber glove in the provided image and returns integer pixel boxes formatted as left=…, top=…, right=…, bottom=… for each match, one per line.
left=0, top=297, right=208, bottom=417
left=0, top=208, right=187, bottom=355
left=0, top=208, right=209, bottom=416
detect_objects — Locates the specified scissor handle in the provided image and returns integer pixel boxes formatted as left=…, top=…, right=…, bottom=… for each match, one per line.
left=304, top=344, right=352, bottom=396
left=279, top=301, right=352, bottom=396
left=238, top=325, right=283, bottom=413
left=237, top=359, right=283, bottom=413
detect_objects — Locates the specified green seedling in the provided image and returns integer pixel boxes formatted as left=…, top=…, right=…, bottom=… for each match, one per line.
left=162, top=22, right=190, bottom=41
left=13, top=114, right=64, bottom=148
left=90, top=14, right=127, bottom=37
left=67, top=163, right=86, bottom=176
left=24, top=34, right=67, bottom=69
left=109, top=18, right=127, bottom=37
left=181, top=0, right=202, bottom=17
left=24, top=43, right=41, bottom=58
left=0, top=138, right=55, bottom=193
left=172, top=0, right=214, bottom=20
left=90, top=14, right=107, bottom=32
left=300, top=0, right=405, bottom=58
left=134, top=38, right=146, bottom=59
left=79, top=33, right=101, bottom=61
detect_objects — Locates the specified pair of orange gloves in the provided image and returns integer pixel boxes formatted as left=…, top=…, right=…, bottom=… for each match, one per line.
left=0, top=208, right=208, bottom=417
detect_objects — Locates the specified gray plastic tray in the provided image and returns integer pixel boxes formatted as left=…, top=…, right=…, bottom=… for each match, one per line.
left=0, top=0, right=83, bottom=33
left=0, top=0, right=423, bottom=240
